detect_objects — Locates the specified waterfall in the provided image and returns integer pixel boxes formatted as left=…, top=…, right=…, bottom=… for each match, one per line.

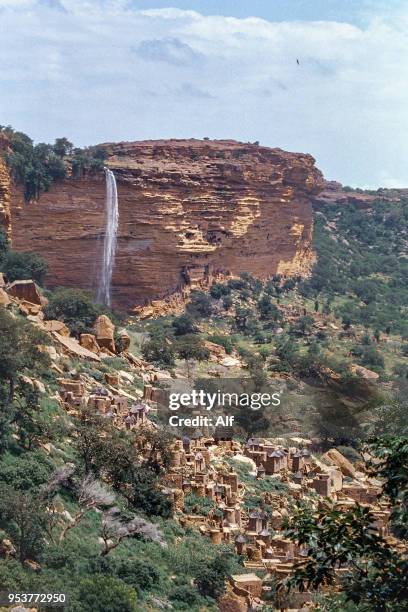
left=97, top=168, right=118, bottom=307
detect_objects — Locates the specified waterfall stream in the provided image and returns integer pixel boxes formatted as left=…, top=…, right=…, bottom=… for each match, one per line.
left=97, top=168, right=118, bottom=307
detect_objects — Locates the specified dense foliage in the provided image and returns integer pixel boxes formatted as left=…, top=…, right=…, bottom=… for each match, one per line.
left=0, top=229, right=48, bottom=285
left=283, top=437, right=408, bottom=611
left=301, top=200, right=408, bottom=336
left=1, top=126, right=106, bottom=201
left=44, top=287, right=106, bottom=336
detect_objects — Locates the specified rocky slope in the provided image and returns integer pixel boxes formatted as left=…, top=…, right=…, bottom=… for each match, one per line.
left=7, top=139, right=323, bottom=309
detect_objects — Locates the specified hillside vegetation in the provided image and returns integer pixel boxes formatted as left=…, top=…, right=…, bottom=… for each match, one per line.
left=0, top=192, right=406, bottom=610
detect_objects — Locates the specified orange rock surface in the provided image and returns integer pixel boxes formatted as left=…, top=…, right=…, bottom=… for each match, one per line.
left=8, top=139, right=323, bottom=309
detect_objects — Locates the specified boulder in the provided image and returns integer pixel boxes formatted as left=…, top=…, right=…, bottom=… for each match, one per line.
left=117, top=328, right=131, bottom=351
left=94, top=314, right=115, bottom=352
left=0, top=287, right=10, bottom=306
left=322, top=448, right=356, bottom=478
left=0, top=538, right=16, bottom=559
left=220, top=356, right=240, bottom=368
left=43, top=320, right=70, bottom=336
left=19, top=300, right=43, bottom=316
left=80, top=333, right=100, bottom=354
left=105, top=372, right=119, bottom=387
left=351, top=364, right=379, bottom=380
left=52, top=332, right=101, bottom=362
left=204, top=340, right=226, bottom=361
left=7, top=279, right=44, bottom=306
left=39, top=345, right=59, bottom=361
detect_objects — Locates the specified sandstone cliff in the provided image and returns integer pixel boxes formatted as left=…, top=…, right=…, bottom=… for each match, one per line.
left=8, top=139, right=323, bottom=309
left=0, top=158, right=11, bottom=235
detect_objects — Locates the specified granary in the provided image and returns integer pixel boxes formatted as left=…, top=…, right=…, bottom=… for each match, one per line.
left=194, top=452, right=206, bottom=473
left=265, top=450, right=284, bottom=475
left=182, top=435, right=192, bottom=453
left=247, top=510, right=264, bottom=534
left=256, top=463, right=266, bottom=479
left=291, top=451, right=303, bottom=472
left=312, top=473, right=331, bottom=497
left=235, top=534, right=247, bottom=555
left=111, top=395, right=128, bottom=414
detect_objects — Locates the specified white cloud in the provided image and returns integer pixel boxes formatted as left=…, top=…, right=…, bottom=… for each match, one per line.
left=0, top=0, right=407, bottom=187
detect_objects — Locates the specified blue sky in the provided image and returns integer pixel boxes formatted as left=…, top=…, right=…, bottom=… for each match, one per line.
left=0, top=0, right=407, bottom=187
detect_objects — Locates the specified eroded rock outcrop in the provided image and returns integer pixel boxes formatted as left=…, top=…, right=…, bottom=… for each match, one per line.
left=8, top=139, right=323, bottom=309
left=0, top=157, right=11, bottom=234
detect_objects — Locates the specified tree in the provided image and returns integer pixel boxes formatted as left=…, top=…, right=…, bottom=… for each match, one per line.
left=234, top=306, right=253, bottom=332
left=0, top=229, right=8, bottom=267
left=74, top=413, right=172, bottom=517
left=257, top=295, right=281, bottom=321
left=175, top=335, right=210, bottom=361
left=76, top=575, right=138, bottom=612
left=100, top=508, right=165, bottom=556
left=58, top=475, right=115, bottom=542
left=142, top=337, right=175, bottom=367
left=3, top=251, right=48, bottom=285
left=194, top=550, right=232, bottom=599
left=172, top=313, right=198, bottom=336
left=222, top=295, right=233, bottom=310
left=0, top=486, right=50, bottom=564
left=282, top=437, right=408, bottom=610
left=365, top=437, right=408, bottom=539
left=53, top=137, right=73, bottom=157
left=290, top=315, right=314, bottom=336
left=0, top=308, right=50, bottom=408
left=187, top=291, right=213, bottom=317
left=44, top=287, right=101, bottom=336
left=210, top=282, right=230, bottom=299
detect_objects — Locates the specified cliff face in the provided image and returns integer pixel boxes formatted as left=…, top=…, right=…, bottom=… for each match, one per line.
left=8, top=139, right=323, bottom=309
left=0, top=158, right=11, bottom=235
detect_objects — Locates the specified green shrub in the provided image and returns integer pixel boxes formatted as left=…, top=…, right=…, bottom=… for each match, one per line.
left=3, top=250, right=48, bottom=285
left=184, top=493, right=214, bottom=515
left=210, top=283, right=231, bottom=299
left=44, top=287, right=102, bottom=336
left=142, top=337, right=175, bottom=367
left=88, top=556, right=160, bottom=594
left=170, top=584, right=203, bottom=608
left=194, top=552, right=232, bottom=599
left=175, top=335, right=210, bottom=361
left=187, top=291, right=213, bottom=317
left=75, top=575, right=138, bottom=612
left=172, top=313, right=198, bottom=336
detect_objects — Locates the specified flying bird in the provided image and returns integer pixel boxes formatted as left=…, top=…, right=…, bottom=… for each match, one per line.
left=296, top=59, right=300, bottom=65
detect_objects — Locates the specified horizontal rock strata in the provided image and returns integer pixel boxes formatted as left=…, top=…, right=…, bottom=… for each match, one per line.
left=8, top=139, right=323, bottom=309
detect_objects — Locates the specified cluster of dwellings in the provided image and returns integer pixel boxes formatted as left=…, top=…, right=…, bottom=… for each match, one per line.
left=58, top=378, right=150, bottom=430
left=161, top=430, right=393, bottom=608
left=164, top=430, right=243, bottom=514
